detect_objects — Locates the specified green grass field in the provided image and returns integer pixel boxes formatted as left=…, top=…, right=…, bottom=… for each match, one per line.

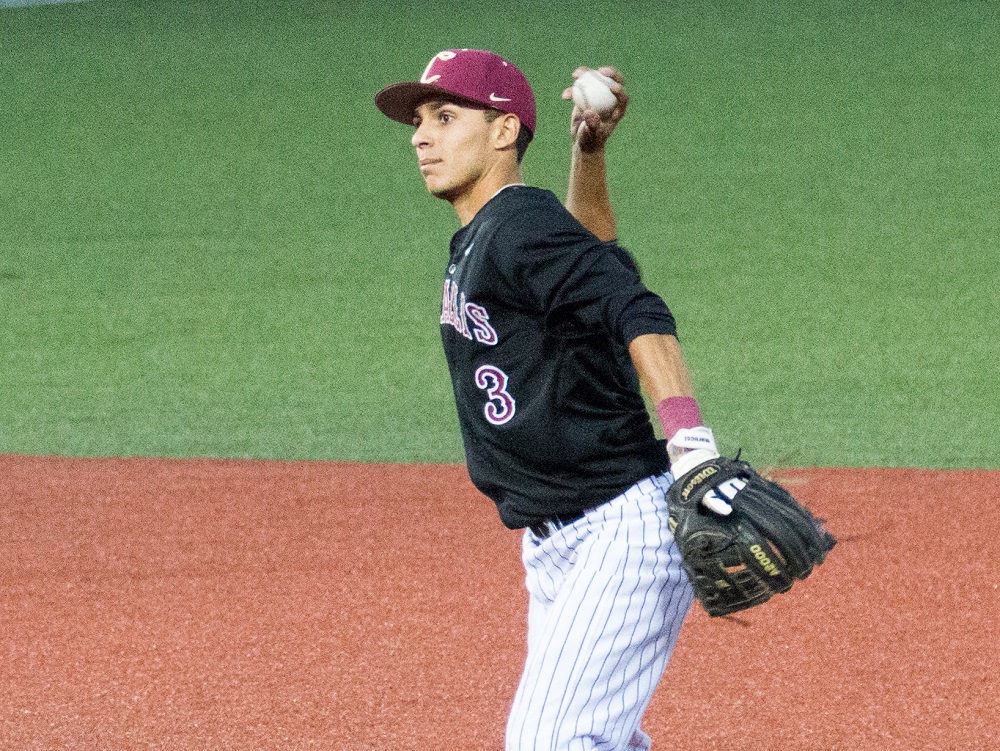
left=2, top=0, right=997, bottom=468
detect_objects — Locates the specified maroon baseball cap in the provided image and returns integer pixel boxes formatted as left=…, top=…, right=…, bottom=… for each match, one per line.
left=375, top=49, right=536, bottom=135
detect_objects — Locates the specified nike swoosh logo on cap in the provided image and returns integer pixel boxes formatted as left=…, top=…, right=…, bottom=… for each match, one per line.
left=489, top=93, right=512, bottom=102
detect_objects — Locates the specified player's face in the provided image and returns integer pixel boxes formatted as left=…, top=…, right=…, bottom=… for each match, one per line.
left=411, top=100, right=495, bottom=202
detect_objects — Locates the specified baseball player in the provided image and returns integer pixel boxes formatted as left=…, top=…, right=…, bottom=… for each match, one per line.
left=376, top=49, right=721, bottom=751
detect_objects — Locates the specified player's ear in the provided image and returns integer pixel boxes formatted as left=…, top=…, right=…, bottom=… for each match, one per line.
left=491, top=112, right=521, bottom=154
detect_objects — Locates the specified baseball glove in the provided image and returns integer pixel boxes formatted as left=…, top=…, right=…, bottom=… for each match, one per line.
left=667, top=456, right=836, bottom=617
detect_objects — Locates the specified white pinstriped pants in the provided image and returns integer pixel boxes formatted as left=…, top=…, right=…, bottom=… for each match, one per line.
left=506, top=475, right=694, bottom=751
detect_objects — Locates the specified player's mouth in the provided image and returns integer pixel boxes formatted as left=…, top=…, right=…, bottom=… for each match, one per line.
left=418, top=158, right=441, bottom=174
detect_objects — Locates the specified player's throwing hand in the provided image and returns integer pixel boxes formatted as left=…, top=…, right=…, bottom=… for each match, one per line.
left=562, top=66, right=629, bottom=152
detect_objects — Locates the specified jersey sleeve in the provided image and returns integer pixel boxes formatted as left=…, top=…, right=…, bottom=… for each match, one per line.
left=491, top=198, right=677, bottom=344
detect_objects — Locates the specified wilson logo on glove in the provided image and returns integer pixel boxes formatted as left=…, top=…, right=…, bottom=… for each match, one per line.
left=680, top=465, right=719, bottom=500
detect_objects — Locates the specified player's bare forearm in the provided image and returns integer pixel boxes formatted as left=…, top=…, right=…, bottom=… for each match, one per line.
left=567, top=144, right=616, bottom=241
left=562, top=66, right=629, bottom=242
left=628, top=333, right=695, bottom=403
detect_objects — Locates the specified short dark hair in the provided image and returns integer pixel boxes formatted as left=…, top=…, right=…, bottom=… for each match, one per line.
left=484, top=108, right=532, bottom=163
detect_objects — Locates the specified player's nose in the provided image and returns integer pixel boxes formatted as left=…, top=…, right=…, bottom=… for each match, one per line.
left=411, top=124, right=431, bottom=149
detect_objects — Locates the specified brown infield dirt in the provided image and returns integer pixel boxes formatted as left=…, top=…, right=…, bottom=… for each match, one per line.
left=1, top=454, right=996, bottom=750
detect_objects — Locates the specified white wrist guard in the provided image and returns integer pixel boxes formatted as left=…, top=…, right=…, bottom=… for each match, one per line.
left=667, top=426, right=720, bottom=479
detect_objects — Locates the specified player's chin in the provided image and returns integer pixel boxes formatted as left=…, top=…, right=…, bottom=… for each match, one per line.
left=419, top=172, right=441, bottom=192
left=427, top=180, right=459, bottom=202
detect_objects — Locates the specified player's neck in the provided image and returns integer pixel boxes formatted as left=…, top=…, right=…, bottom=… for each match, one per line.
left=453, top=162, right=524, bottom=226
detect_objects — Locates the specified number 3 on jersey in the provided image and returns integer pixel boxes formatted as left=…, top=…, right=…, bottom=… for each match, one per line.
left=474, top=364, right=516, bottom=426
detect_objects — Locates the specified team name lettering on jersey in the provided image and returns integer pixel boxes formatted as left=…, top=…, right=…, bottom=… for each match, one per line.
left=440, top=279, right=498, bottom=345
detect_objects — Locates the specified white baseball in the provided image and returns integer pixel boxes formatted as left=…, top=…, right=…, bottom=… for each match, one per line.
left=571, top=69, right=618, bottom=114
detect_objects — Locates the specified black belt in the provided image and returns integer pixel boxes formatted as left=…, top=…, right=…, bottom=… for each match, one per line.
left=528, top=510, right=587, bottom=539
left=527, top=476, right=664, bottom=540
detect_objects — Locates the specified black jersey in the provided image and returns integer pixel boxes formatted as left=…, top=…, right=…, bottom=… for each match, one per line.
left=440, top=186, right=676, bottom=529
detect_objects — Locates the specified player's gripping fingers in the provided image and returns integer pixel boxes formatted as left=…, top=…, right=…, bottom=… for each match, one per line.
left=561, top=66, right=627, bottom=99
left=594, top=66, right=629, bottom=115
left=563, top=66, right=629, bottom=149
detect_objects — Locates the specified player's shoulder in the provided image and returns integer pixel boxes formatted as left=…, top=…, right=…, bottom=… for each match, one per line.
left=486, top=185, right=567, bottom=219
left=485, top=186, right=590, bottom=244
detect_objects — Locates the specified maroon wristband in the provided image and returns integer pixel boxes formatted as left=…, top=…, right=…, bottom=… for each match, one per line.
left=656, top=397, right=703, bottom=442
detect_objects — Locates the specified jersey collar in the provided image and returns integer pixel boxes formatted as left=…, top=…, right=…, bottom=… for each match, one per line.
left=491, top=183, right=526, bottom=200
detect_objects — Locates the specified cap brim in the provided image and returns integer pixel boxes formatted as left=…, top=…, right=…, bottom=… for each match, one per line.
left=375, top=82, right=491, bottom=126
